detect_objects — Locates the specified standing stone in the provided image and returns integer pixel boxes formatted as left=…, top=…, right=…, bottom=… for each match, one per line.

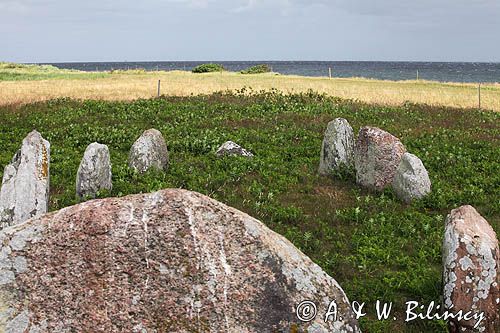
left=0, top=130, right=50, bottom=227
left=443, top=205, right=499, bottom=333
left=354, top=127, right=406, bottom=191
left=392, top=153, right=431, bottom=203
left=318, top=118, right=355, bottom=175
left=128, top=129, right=169, bottom=173
left=76, top=143, right=112, bottom=199
left=216, top=141, right=254, bottom=157
left=0, top=189, right=360, bottom=332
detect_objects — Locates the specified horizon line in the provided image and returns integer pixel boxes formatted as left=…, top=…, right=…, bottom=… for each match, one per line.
left=16, top=60, right=500, bottom=65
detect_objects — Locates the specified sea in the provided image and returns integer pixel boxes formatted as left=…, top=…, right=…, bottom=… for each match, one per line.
left=44, top=61, right=500, bottom=83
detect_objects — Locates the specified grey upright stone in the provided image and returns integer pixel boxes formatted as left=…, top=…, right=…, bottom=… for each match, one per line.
left=318, top=118, right=355, bottom=175
left=128, top=129, right=169, bottom=173
left=0, top=130, right=50, bottom=227
left=76, top=143, right=112, bottom=199
left=392, top=152, right=431, bottom=203
left=216, top=141, right=254, bottom=157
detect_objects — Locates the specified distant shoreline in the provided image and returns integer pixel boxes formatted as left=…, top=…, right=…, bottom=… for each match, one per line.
left=23, top=60, right=500, bottom=84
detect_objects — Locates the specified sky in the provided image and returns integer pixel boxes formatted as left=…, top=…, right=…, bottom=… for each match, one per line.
left=2, top=0, right=500, bottom=63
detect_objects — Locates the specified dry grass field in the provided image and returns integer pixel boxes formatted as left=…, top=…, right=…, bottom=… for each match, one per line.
left=1, top=68, right=499, bottom=111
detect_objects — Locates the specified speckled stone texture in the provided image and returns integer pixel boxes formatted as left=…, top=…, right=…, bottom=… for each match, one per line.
left=354, top=127, right=406, bottom=192
left=128, top=129, right=169, bottom=173
left=442, top=205, right=499, bottom=333
left=0, top=189, right=360, bottom=333
left=392, top=153, right=431, bottom=203
left=76, top=143, right=112, bottom=199
left=216, top=141, right=254, bottom=157
left=0, top=130, right=50, bottom=228
left=318, top=118, right=355, bottom=176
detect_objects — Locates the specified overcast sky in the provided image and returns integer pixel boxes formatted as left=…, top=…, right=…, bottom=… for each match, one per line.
left=2, top=0, right=500, bottom=63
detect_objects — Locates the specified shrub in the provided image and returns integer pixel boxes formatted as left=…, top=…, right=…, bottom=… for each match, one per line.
left=241, top=64, right=272, bottom=74
left=192, top=63, right=225, bottom=73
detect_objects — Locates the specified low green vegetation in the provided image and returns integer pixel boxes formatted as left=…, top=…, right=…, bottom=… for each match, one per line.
left=109, top=68, right=147, bottom=74
left=241, top=64, right=272, bottom=74
left=191, top=63, right=225, bottom=73
left=0, top=91, right=498, bottom=332
left=0, top=62, right=108, bottom=81
left=0, top=62, right=60, bottom=71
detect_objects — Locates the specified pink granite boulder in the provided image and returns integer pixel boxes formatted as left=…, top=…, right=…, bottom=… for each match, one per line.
left=443, top=205, right=500, bottom=333
left=354, top=127, right=406, bottom=192
left=0, top=189, right=360, bottom=332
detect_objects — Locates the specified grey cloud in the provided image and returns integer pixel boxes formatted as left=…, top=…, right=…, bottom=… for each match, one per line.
left=332, top=0, right=500, bottom=20
left=1, top=0, right=499, bottom=62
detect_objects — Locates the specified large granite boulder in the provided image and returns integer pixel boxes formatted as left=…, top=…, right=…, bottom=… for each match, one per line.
left=128, top=129, right=169, bottom=173
left=443, top=205, right=499, bottom=333
left=354, top=127, right=406, bottom=191
left=318, top=118, right=355, bottom=175
left=76, top=143, right=113, bottom=199
left=392, top=153, right=431, bottom=203
left=216, top=141, right=254, bottom=157
left=0, top=189, right=360, bottom=333
left=0, top=130, right=50, bottom=228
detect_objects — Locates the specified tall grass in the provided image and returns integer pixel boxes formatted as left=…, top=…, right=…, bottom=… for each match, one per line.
left=1, top=63, right=499, bottom=111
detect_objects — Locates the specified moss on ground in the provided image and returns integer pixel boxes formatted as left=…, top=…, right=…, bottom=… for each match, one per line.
left=0, top=91, right=498, bottom=332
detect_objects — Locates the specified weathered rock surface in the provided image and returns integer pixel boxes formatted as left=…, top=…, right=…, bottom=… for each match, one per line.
left=0, top=130, right=50, bottom=228
left=354, top=127, right=406, bottom=191
left=76, top=143, right=112, bottom=199
left=128, top=129, right=169, bottom=173
left=216, top=141, right=254, bottom=157
left=442, top=205, right=500, bottom=333
left=319, top=118, right=355, bottom=175
left=392, top=153, right=431, bottom=203
left=0, top=189, right=360, bottom=333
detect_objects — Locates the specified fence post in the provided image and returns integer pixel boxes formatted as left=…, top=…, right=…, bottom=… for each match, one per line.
left=157, top=80, right=161, bottom=97
left=478, top=83, right=481, bottom=109
left=329, top=67, right=332, bottom=79
left=416, top=70, right=419, bottom=81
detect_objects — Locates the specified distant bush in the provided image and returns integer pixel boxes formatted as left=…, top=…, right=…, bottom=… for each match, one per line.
left=241, top=64, right=272, bottom=74
left=192, top=63, right=225, bottom=73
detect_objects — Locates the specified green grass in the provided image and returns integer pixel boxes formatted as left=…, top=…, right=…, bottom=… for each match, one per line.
left=0, top=62, right=109, bottom=81
left=0, top=91, right=499, bottom=332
